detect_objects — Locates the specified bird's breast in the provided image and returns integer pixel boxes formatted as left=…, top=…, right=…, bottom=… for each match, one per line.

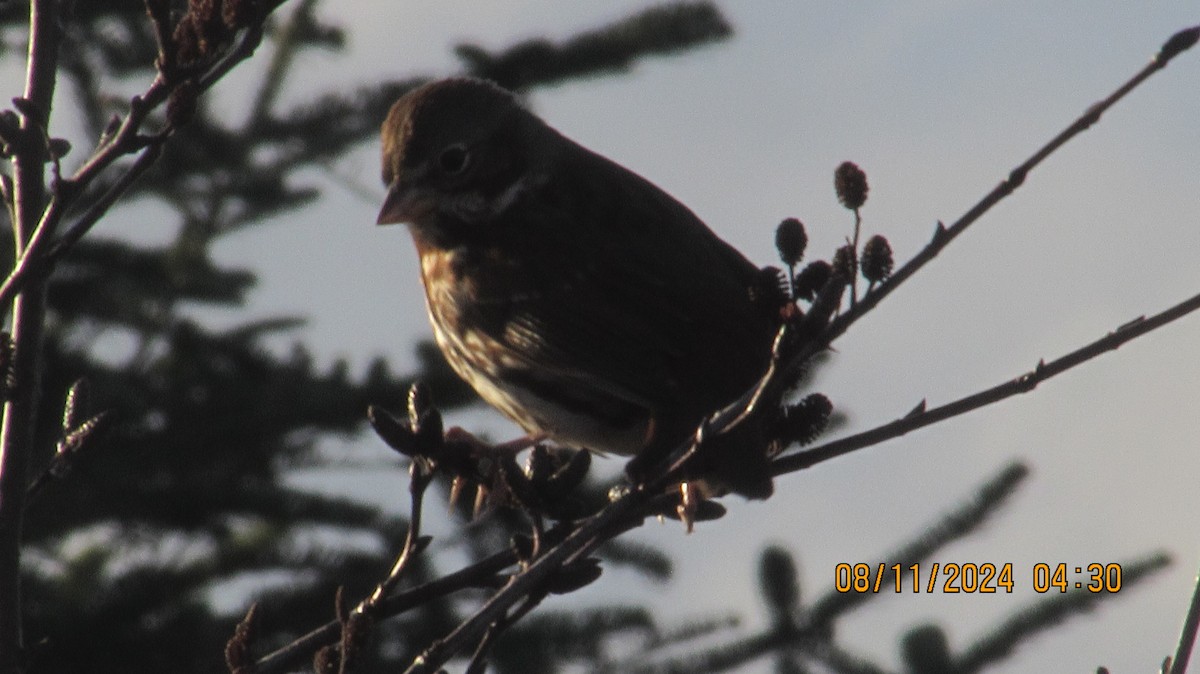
left=415, top=246, right=651, bottom=455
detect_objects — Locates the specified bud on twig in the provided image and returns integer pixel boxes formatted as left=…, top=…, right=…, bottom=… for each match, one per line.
left=224, top=603, right=260, bottom=674
left=774, top=217, right=807, bottom=267
left=860, top=234, right=894, bottom=284
left=834, top=161, right=868, bottom=210
left=776, top=393, right=832, bottom=447
left=792, top=261, right=832, bottom=302
left=62, top=378, right=90, bottom=432
left=47, top=137, right=71, bottom=161
left=831, top=244, right=857, bottom=281
left=11, top=97, right=45, bottom=124
left=54, top=412, right=114, bottom=477
left=167, top=79, right=199, bottom=128
left=367, top=405, right=419, bottom=457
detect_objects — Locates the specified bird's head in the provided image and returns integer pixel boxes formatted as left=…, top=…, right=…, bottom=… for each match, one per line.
left=378, top=78, right=543, bottom=236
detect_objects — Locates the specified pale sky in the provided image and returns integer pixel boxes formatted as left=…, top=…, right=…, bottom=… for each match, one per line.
left=20, top=2, right=1200, bottom=672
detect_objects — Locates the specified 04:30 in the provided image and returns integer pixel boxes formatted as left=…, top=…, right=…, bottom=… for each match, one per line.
left=1033, top=563, right=1124, bottom=593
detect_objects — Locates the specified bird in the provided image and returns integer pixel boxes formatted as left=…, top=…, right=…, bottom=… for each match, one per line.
left=377, top=78, right=781, bottom=496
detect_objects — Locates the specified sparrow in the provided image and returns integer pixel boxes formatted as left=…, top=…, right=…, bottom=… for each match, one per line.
left=377, top=78, right=780, bottom=495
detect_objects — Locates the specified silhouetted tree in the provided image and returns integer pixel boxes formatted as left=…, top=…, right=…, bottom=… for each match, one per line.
left=1, top=3, right=1192, bottom=673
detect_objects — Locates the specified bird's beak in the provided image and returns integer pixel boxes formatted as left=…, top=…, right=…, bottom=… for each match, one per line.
left=376, top=181, right=414, bottom=225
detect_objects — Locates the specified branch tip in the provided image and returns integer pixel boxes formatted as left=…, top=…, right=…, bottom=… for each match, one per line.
left=1158, top=26, right=1200, bottom=65
left=904, top=400, right=927, bottom=420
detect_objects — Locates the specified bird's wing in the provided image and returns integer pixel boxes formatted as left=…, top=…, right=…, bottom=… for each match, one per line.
left=485, top=137, right=775, bottom=437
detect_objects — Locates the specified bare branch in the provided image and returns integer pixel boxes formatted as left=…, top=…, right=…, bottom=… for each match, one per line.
left=0, top=0, right=67, bottom=668
left=818, top=24, right=1200, bottom=351
left=401, top=494, right=644, bottom=674
left=651, top=23, right=1200, bottom=488
left=253, top=547, right=518, bottom=674
left=0, top=19, right=270, bottom=320
left=773, top=286, right=1200, bottom=476
left=1169, top=562, right=1200, bottom=674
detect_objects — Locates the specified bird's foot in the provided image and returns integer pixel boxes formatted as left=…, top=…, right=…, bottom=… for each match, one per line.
left=444, top=426, right=543, bottom=458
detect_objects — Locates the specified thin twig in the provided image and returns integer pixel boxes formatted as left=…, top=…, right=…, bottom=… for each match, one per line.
left=24, top=409, right=113, bottom=505
left=402, top=492, right=652, bottom=674
left=44, top=143, right=162, bottom=260
left=1170, top=563, right=1200, bottom=674
left=363, top=465, right=432, bottom=611
left=253, top=548, right=516, bottom=674
left=0, top=84, right=156, bottom=312
left=774, top=286, right=1200, bottom=476
left=819, top=25, right=1200, bottom=352
left=663, top=24, right=1200, bottom=481
left=0, top=23, right=269, bottom=319
left=619, top=465, right=1027, bottom=674
left=323, top=465, right=435, bottom=674
left=464, top=621, right=502, bottom=674
left=253, top=489, right=674, bottom=673
left=464, top=593, right=545, bottom=674
left=0, top=0, right=66, bottom=670
left=848, top=208, right=861, bottom=307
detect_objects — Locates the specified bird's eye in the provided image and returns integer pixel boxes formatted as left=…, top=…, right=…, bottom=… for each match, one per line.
left=437, top=145, right=469, bottom=175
